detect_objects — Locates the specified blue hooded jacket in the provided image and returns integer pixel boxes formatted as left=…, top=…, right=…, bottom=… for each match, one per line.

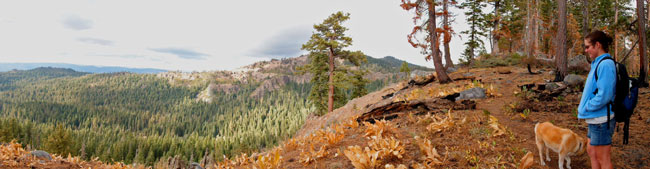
left=577, top=53, right=617, bottom=119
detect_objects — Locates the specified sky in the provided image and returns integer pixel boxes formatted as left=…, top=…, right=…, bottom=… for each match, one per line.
left=0, top=0, right=475, bottom=72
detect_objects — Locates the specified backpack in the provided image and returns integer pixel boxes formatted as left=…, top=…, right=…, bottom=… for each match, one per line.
left=594, top=57, right=639, bottom=144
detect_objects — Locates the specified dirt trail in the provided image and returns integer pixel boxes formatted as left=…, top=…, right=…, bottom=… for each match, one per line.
left=269, top=66, right=650, bottom=169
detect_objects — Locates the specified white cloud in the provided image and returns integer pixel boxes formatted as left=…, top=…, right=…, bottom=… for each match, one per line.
left=249, top=26, right=311, bottom=59
left=62, top=15, right=93, bottom=30
left=77, top=37, right=113, bottom=46
left=0, top=0, right=478, bottom=71
left=150, top=48, right=208, bottom=60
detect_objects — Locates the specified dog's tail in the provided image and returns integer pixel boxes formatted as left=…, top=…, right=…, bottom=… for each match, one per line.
left=534, top=122, right=541, bottom=142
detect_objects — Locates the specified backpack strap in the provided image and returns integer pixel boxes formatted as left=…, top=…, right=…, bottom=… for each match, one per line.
left=594, top=57, right=615, bottom=80
left=593, top=57, right=616, bottom=129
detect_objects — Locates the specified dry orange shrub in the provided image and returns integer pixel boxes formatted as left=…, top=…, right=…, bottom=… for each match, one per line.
left=385, top=164, right=408, bottom=169
left=424, top=109, right=465, bottom=134
left=362, top=120, right=398, bottom=138
left=0, top=140, right=148, bottom=169
left=251, top=148, right=282, bottom=169
left=299, top=144, right=328, bottom=165
left=343, top=145, right=381, bottom=169
left=488, top=115, right=506, bottom=137
left=367, top=136, right=405, bottom=159
left=414, top=136, right=443, bottom=166
left=343, top=117, right=360, bottom=129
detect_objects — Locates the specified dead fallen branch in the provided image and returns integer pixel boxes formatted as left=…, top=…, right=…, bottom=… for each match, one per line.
left=357, top=99, right=475, bottom=122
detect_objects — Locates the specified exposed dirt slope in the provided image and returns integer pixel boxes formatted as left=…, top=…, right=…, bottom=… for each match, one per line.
left=225, top=66, right=650, bottom=169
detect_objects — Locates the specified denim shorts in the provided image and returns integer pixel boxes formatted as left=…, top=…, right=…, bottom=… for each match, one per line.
left=587, top=121, right=616, bottom=146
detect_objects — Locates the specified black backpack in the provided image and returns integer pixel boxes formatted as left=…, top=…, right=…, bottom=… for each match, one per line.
left=594, top=57, right=639, bottom=144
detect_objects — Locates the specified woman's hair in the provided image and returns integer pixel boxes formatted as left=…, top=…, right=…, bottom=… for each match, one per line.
left=585, top=30, right=613, bottom=52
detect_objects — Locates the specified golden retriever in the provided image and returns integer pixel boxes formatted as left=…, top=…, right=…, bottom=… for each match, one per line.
left=535, top=122, right=587, bottom=169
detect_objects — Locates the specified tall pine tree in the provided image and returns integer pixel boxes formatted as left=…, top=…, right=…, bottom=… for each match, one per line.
left=301, top=11, right=367, bottom=115
left=401, top=0, right=452, bottom=83
left=44, top=124, right=72, bottom=155
left=460, top=0, right=487, bottom=65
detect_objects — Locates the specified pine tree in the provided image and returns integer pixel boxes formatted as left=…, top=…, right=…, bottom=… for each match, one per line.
left=401, top=0, right=452, bottom=83
left=399, top=61, right=411, bottom=79
left=134, top=145, right=146, bottom=164
left=524, top=0, right=539, bottom=74
left=44, top=124, right=72, bottom=155
left=486, top=0, right=502, bottom=56
left=582, top=0, right=589, bottom=43
left=145, top=147, right=155, bottom=166
left=441, top=0, right=459, bottom=68
left=555, top=0, right=568, bottom=82
left=460, top=0, right=487, bottom=65
left=80, top=142, right=86, bottom=160
left=638, top=0, right=649, bottom=87
left=301, top=11, right=367, bottom=115
left=350, top=69, right=369, bottom=99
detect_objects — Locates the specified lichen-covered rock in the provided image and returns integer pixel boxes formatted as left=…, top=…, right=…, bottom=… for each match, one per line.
left=568, top=55, right=590, bottom=73
left=29, top=150, right=52, bottom=161
left=456, top=87, right=486, bottom=100
left=545, top=82, right=560, bottom=91
left=190, top=162, right=203, bottom=169
left=563, top=74, right=585, bottom=87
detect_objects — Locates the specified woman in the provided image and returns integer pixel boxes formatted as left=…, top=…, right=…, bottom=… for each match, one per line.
left=578, top=30, right=616, bottom=169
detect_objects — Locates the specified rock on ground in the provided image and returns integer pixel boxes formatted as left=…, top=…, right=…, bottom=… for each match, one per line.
left=29, top=150, right=52, bottom=161
left=563, top=74, right=585, bottom=87
left=456, top=87, right=486, bottom=100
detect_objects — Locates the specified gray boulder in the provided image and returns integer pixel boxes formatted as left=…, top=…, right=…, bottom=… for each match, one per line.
left=446, top=67, right=458, bottom=73
left=456, top=87, right=486, bottom=100
left=568, top=55, right=590, bottom=73
left=29, top=150, right=52, bottom=161
left=545, top=82, right=560, bottom=91
left=410, top=70, right=432, bottom=78
left=563, top=74, right=585, bottom=87
left=463, top=72, right=474, bottom=77
left=190, top=162, right=204, bottom=169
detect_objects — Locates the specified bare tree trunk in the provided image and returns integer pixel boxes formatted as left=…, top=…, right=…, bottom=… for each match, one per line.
left=443, top=0, right=454, bottom=69
left=638, top=0, right=649, bottom=87
left=614, top=0, right=619, bottom=60
left=328, top=48, right=335, bottom=113
left=429, top=2, right=451, bottom=83
left=492, top=0, right=501, bottom=56
left=534, top=0, right=540, bottom=56
left=526, top=0, right=536, bottom=74
left=524, top=0, right=531, bottom=56
left=583, top=0, right=590, bottom=60
left=555, top=0, right=568, bottom=82
left=521, top=0, right=531, bottom=54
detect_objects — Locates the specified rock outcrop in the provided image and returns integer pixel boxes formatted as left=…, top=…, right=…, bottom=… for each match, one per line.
left=563, top=74, right=585, bottom=87
left=28, top=150, right=52, bottom=161
left=456, top=87, right=487, bottom=100
left=251, top=76, right=291, bottom=98
left=568, top=55, right=590, bottom=73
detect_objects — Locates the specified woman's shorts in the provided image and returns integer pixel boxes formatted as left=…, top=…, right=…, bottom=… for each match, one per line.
left=587, top=121, right=616, bottom=146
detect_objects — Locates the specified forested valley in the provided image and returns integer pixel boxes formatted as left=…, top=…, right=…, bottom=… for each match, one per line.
left=0, top=56, right=430, bottom=166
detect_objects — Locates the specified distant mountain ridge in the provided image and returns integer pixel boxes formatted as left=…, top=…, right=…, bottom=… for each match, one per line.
left=0, top=56, right=426, bottom=74
left=364, top=56, right=433, bottom=72
left=0, top=63, right=168, bottom=73
left=0, top=54, right=433, bottom=166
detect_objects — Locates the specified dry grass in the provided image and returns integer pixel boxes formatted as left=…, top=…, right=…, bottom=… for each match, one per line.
left=0, top=140, right=149, bottom=169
